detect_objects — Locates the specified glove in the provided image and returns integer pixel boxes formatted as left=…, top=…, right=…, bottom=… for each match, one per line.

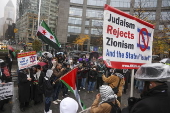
left=128, top=97, right=139, bottom=107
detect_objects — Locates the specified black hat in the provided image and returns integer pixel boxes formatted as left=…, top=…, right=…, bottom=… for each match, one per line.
left=0, top=62, right=7, bottom=68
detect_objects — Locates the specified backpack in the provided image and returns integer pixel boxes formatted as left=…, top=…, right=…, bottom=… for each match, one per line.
left=43, top=77, right=53, bottom=97
left=103, top=101, right=121, bottom=113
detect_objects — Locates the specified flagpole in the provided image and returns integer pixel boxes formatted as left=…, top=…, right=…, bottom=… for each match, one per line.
left=38, top=0, right=43, bottom=51
left=38, top=0, right=42, bottom=27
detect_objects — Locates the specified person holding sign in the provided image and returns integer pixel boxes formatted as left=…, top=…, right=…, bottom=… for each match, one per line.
left=122, top=63, right=170, bottom=113
left=0, top=65, right=6, bottom=112
left=0, top=82, right=6, bottom=112
left=0, top=61, right=12, bottom=112
left=102, top=69, right=125, bottom=103
left=18, top=68, right=32, bottom=112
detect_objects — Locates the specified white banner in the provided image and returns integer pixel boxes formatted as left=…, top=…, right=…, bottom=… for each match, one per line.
left=17, top=51, right=38, bottom=70
left=0, top=82, right=14, bottom=100
left=103, top=5, right=154, bottom=69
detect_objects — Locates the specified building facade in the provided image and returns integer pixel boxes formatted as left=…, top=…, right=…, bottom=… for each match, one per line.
left=57, top=0, right=170, bottom=51
left=3, top=0, right=15, bottom=40
left=16, top=0, right=58, bottom=44
left=0, top=17, right=4, bottom=38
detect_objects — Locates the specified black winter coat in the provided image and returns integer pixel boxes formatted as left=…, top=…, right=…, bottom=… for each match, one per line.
left=123, top=83, right=170, bottom=113
left=81, top=68, right=89, bottom=78
left=43, top=77, right=54, bottom=97
left=89, top=70, right=97, bottom=82
left=18, top=71, right=31, bottom=103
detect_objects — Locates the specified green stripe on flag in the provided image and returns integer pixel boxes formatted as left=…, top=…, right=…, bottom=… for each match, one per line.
left=61, top=80, right=74, bottom=93
left=81, top=100, right=86, bottom=109
left=61, top=80, right=86, bottom=110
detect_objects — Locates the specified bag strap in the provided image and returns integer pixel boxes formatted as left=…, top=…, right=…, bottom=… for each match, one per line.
left=116, top=77, right=121, bottom=89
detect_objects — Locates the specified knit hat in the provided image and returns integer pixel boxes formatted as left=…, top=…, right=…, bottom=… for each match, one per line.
left=99, top=85, right=117, bottom=103
left=46, top=69, right=53, bottom=78
left=60, top=97, right=78, bottom=113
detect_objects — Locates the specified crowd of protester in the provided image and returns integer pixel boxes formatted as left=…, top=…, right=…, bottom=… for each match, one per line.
left=0, top=51, right=170, bottom=113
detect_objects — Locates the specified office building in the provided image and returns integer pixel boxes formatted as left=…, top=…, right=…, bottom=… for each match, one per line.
left=57, top=0, right=170, bottom=51
left=16, top=0, right=58, bottom=43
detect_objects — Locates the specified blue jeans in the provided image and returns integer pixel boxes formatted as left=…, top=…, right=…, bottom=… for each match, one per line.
left=53, top=82, right=62, bottom=101
left=81, top=78, right=86, bottom=88
left=88, top=81, right=96, bottom=91
left=45, top=97, right=52, bottom=112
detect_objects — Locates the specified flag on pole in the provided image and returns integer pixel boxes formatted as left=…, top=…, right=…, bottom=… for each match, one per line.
left=37, top=20, right=61, bottom=50
left=7, top=45, right=14, bottom=52
left=60, top=68, right=86, bottom=110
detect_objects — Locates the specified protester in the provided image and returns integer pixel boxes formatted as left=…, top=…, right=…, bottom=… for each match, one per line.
left=96, top=60, right=105, bottom=91
left=90, top=85, right=121, bottom=113
left=52, top=63, right=65, bottom=104
left=122, top=63, right=170, bottom=113
left=87, top=66, right=98, bottom=93
left=51, top=58, right=57, bottom=70
left=77, top=64, right=83, bottom=91
left=43, top=69, right=54, bottom=113
left=60, top=97, right=78, bottom=113
left=0, top=82, right=5, bottom=112
left=0, top=61, right=10, bottom=112
left=81, top=62, right=89, bottom=89
left=123, top=69, right=130, bottom=94
left=0, top=62, right=11, bottom=82
left=5, top=54, right=13, bottom=74
left=32, top=65, right=45, bottom=105
left=62, top=63, right=71, bottom=97
left=18, top=68, right=32, bottom=112
left=102, top=69, right=125, bottom=103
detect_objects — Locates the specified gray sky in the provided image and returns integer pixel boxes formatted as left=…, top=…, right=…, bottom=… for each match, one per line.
left=0, top=0, right=16, bottom=18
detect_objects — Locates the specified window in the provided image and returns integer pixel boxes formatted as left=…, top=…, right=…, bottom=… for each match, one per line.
left=134, top=0, right=157, bottom=8
left=110, top=0, right=130, bottom=7
left=85, top=20, right=89, bottom=25
left=159, top=25, right=164, bottom=30
left=68, top=26, right=81, bottom=33
left=86, top=9, right=103, bottom=18
left=162, top=0, right=170, bottom=7
left=84, top=28, right=89, bottom=34
left=87, top=0, right=106, bottom=6
left=68, top=17, right=82, bottom=25
left=91, top=28, right=102, bottom=35
left=69, top=7, right=83, bottom=16
left=161, top=12, right=170, bottom=20
left=143, top=12, right=156, bottom=20
left=70, top=0, right=83, bottom=4
left=92, top=20, right=103, bottom=26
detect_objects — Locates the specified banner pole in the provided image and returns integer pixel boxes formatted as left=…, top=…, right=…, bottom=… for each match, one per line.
left=130, top=69, right=134, bottom=97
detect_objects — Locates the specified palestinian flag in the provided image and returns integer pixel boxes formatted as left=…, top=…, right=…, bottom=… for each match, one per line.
left=60, top=68, right=86, bottom=110
left=37, top=20, right=61, bottom=50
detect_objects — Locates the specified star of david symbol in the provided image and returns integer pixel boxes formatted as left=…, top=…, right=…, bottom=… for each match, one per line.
left=50, top=36, right=53, bottom=39
left=30, top=56, right=36, bottom=63
left=42, top=30, right=46, bottom=35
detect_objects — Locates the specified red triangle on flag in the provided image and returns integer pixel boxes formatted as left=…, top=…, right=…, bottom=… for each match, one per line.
left=60, top=68, right=78, bottom=90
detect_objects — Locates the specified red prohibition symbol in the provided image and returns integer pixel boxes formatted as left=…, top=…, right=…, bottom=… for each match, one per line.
left=139, top=28, right=149, bottom=52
